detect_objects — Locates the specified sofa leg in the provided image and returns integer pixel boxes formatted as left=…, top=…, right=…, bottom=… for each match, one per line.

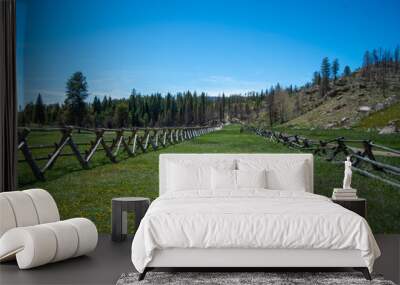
left=138, top=268, right=148, bottom=281
left=354, top=267, right=371, bottom=280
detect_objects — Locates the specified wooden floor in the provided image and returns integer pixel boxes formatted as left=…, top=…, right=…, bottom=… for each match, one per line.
left=0, top=234, right=399, bottom=285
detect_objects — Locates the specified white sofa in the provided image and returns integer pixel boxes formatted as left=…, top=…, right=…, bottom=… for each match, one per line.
left=0, top=189, right=98, bottom=269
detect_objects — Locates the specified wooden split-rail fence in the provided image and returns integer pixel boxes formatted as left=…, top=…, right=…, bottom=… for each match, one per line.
left=18, top=125, right=219, bottom=181
left=245, top=125, right=400, bottom=189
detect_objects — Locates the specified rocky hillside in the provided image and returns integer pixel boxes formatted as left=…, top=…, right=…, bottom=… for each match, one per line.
left=279, top=68, right=400, bottom=130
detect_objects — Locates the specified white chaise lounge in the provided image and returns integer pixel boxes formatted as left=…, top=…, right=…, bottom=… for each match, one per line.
left=0, top=188, right=98, bottom=269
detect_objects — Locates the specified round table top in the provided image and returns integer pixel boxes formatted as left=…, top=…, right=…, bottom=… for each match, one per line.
left=112, top=197, right=150, bottom=203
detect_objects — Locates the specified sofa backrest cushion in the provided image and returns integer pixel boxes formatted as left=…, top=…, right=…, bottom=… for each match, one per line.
left=159, top=154, right=313, bottom=195
left=0, top=189, right=60, bottom=238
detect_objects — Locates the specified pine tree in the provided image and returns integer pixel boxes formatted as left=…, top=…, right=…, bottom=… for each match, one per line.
left=312, top=71, right=321, bottom=85
left=92, top=96, right=102, bottom=114
left=101, top=96, right=109, bottom=111
left=320, top=57, right=330, bottom=97
left=176, top=93, right=184, bottom=125
left=321, top=57, right=331, bottom=79
left=362, top=50, right=373, bottom=78
left=184, top=91, right=194, bottom=125
left=372, top=49, right=379, bottom=65
left=34, top=93, right=46, bottom=125
left=267, top=87, right=276, bottom=127
left=331, top=58, right=339, bottom=81
left=200, top=92, right=206, bottom=125
left=23, top=103, right=35, bottom=125
left=114, top=102, right=129, bottom=127
left=217, top=94, right=225, bottom=123
left=287, top=85, right=293, bottom=95
left=47, top=103, right=60, bottom=125
left=221, top=93, right=225, bottom=122
left=394, top=45, right=399, bottom=71
left=65, top=71, right=89, bottom=126
left=343, top=65, right=351, bottom=77
left=363, top=51, right=371, bottom=68
left=143, top=101, right=150, bottom=126
left=294, top=94, right=301, bottom=115
left=170, top=97, right=178, bottom=126
left=275, top=90, right=288, bottom=124
left=164, top=93, right=173, bottom=126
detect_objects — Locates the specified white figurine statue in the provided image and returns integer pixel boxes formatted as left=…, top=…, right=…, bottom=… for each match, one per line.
left=343, top=156, right=352, bottom=189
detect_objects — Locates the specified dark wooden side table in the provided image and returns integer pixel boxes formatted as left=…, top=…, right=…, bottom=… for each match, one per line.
left=331, top=198, right=367, bottom=218
left=111, top=197, right=150, bottom=242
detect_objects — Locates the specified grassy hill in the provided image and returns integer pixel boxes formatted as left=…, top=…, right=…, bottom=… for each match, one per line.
left=19, top=125, right=400, bottom=234
left=357, top=101, right=400, bottom=129
left=252, top=68, right=400, bottom=130
left=287, top=74, right=399, bottom=128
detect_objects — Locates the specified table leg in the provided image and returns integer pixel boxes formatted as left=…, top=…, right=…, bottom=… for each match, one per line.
left=134, top=201, right=150, bottom=232
left=112, top=201, right=123, bottom=242
left=121, top=210, right=127, bottom=240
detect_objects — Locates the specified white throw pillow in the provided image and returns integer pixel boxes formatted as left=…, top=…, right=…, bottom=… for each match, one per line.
left=167, top=162, right=210, bottom=191
left=266, top=161, right=307, bottom=191
left=236, top=169, right=267, bottom=189
left=166, top=159, right=237, bottom=192
left=238, top=159, right=308, bottom=191
left=211, top=168, right=236, bottom=191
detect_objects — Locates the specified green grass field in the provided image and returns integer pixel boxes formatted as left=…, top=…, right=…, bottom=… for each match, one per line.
left=18, top=125, right=400, bottom=234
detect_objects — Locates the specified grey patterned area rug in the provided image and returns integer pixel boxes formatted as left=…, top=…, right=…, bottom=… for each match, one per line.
left=116, top=272, right=395, bottom=285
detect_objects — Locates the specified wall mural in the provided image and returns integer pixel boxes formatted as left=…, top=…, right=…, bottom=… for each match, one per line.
left=16, top=0, right=400, bottom=234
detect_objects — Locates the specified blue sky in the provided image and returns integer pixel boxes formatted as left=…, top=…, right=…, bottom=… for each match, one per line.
left=17, top=0, right=400, bottom=106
